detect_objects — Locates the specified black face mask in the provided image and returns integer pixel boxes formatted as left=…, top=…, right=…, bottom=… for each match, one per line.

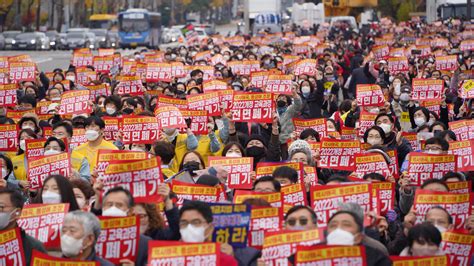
left=122, top=108, right=134, bottom=114
left=246, top=146, right=265, bottom=159
left=183, top=161, right=201, bottom=176
left=277, top=100, right=287, bottom=108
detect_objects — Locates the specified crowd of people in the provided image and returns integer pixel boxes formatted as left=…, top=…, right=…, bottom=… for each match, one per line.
left=0, top=16, right=473, bottom=266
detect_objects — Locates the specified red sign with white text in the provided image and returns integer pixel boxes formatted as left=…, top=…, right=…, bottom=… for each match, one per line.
left=96, top=216, right=139, bottom=264
left=27, top=153, right=71, bottom=189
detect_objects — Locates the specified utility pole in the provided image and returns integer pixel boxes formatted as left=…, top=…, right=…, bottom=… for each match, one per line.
left=170, top=0, right=175, bottom=25
left=244, top=0, right=249, bottom=34
left=468, top=0, right=472, bottom=21
left=36, top=0, right=41, bottom=30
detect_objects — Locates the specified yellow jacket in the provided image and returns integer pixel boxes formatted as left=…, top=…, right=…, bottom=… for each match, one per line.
left=195, top=130, right=224, bottom=166
left=74, top=139, right=118, bottom=172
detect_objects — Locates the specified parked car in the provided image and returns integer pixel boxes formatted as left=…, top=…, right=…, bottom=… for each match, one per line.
left=58, top=33, right=67, bottom=50
left=91, top=29, right=108, bottom=48
left=3, top=30, right=21, bottom=50
left=86, top=32, right=99, bottom=49
left=45, top=30, right=62, bottom=50
left=65, top=31, right=94, bottom=49
left=12, top=32, right=50, bottom=50
left=107, top=31, right=119, bottom=48
left=0, top=34, right=5, bottom=50
left=160, top=27, right=186, bottom=49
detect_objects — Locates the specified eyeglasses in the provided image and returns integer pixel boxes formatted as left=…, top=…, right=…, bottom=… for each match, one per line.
left=179, top=219, right=207, bottom=228
left=286, top=218, right=313, bottom=226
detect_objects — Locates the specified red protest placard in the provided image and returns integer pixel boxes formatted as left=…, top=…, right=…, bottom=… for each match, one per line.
left=24, top=139, right=46, bottom=159
left=449, top=120, right=474, bottom=141
left=411, top=79, right=444, bottom=101
left=441, top=230, right=474, bottom=266
left=304, top=166, right=319, bottom=187
left=248, top=206, right=282, bottom=250
left=85, top=83, right=109, bottom=100
left=292, top=118, right=327, bottom=139
left=32, top=250, right=98, bottom=265
left=218, top=90, right=234, bottom=111
left=460, top=39, right=474, bottom=51
left=387, top=56, right=409, bottom=74
left=256, top=161, right=304, bottom=183
left=27, top=153, right=71, bottom=189
left=0, top=68, right=10, bottom=85
left=234, top=190, right=283, bottom=208
left=310, top=183, right=372, bottom=229
left=103, top=157, right=163, bottom=202
left=227, top=60, right=260, bottom=76
left=372, top=181, right=395, bottom=216
left=96, top=149, right=152, bottom=178
left=318, top=139, right=361, bottom=171
left=448, top=140, right=474, bottom=172
left=98, top=48, right=114, bottom=56
left=179, top=110, right=208, bottom=135
left=264, top=74, right=293, bottom=95
left=447, top=181, right=472, bottom=194
left=356, top=84, right=385, bottom=107
left=401, top=132, right=420, bottom=151
left=72, top=52, right=93, bottom=67
left=406, top=152, right=457, bottom=186
left=386, top=149, right=400, bottom=179
left=261, top=230, right=322, bottom=265
left=203, top=80, right=228, bottom=92
left=114, top=75, right=145, bottom=96
left=190, top=65, right=214, bottom=81
left=459, top=80, right=474, bottom=99
left=0, top=228, right=26, bottom=266
left=436, top=55, right=458, bottom=71
left=390, top=256, right=449, bottom=266
left=9, top=62, right=36, bottom=83
left=372, top=45, right=390, bottom=59
left=171, top=180, right=220, bottom=208
left=250, top=71, right=270, bottom=88
left=357, top=112, right=377, bottom=139
left=155, top=106, right=186, bottom=129
left=102, top=117, right=120, bottom=141
left=68, top=128, right=87, bottom=150
left=58, top=90, right=91, bottom=115
left=414, top=190, right=473, bottom=229
left=17, top=204, right=69, bottom=248
left=281, top=183, right=307, bottom=208
left=148, top=241, right=221, bottom=265
left=231, top=92, right=274, bottom=123
left=208, top=157, right=254, bottom=189
left=76, top=67, right=97, bottom=85
left=0, top=84, right=17, bottom=107
left=119, top=116, right=160, bottom=144
left=354, top=153, right=391, bottom=179
left=295, top=245, right=367, bottom=266
left=157, top=95, right=188, bottom=109
left=187, top=91, right=221, bottom=116
left=93, top=55, right=114, bottom=74
left=146, top=63, right=172, bottom=82
left=294, top=59, right=317, bottom=76
left=96, top=216, right=139, bottom=264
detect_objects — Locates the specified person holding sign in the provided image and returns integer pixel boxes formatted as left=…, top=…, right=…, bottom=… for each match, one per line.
left=0, top=188, right=47, bottom=264
left=60, top=210, right=113, bottom=265
left=284, top=206, right=318, bottom=231
left=31, top=175, right=80, bottom=211
left=399, top=223, right=444, bottom=256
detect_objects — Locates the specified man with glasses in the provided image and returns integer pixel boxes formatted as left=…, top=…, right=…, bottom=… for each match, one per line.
left=284, top=206, right=318, bottom=231
left=0, top=188, right=46, bottom=264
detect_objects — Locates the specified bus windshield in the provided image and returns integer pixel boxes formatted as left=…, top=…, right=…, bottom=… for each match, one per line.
left=441, top=5, right=474, bottom=20
left=120, top=18, right=149, bottom=32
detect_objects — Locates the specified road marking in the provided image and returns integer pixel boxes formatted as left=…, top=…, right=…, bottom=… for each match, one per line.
left=35, top=57, right=53, bottom=64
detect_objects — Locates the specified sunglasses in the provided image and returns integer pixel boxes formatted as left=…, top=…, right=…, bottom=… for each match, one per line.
left=286, top=218, right=311, bottom=226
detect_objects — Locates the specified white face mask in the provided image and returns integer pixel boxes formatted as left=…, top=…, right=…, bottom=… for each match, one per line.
left=399, top=93, right=410, bottom=102
left=180, top=224, right=207, bottom=243
left=326, top=228, right=355, bottom=245
left=61, top=234, right=83, bottom=257
left=414, top=117, right=426, bottom=127
left=22, top=125, right=35, bottom=131
left=379, top=123, right=392, bottom=134
left=393, top=83, right=401, bottom=95
left=367, top=138, right=381, bottom=146
left=51, top=97, right=61, bottom=101
left=0, top=209, right=14, bottom=230
left=85, top=130, right=99, bottom=141
left=1, top=168, right=8, bottom=178
left=42, top=190, right=62, bottom=204
left=367, top=107, right=379, bottom=114
left=105, top=107, right=116, bottom=115
left=301, top=86, right=311, bottom=94
left=44, top=149, right=61, bottom=156
left=19, top=140, right=26, bottom=151
left=411, top=245, right=439, bottom=257
left=102, top=206, right=128, bottom=217
left=76, top=198, right=86, bottom=209
left=66, top=75, right=75, bottom=82
left=131, top=147, right=145, bottom=152
left=434, top=224, right=447, bottom=234
left=226, top=152, right=242, bottom=158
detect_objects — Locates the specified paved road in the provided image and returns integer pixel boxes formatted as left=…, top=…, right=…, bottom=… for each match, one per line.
left=0, top=22, right=238, bottom=73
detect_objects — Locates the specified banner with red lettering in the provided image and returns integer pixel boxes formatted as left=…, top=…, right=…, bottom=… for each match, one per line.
left=406, top=152, right=457, bottom=186
left=85, top=83, right=109, bottom=100
left=441, top=230, right=473, bottom=266
left=115, top=75, right=146, bottom=96
left=155, top=106, right=186, bottom=129
left=58, top=90, right=91, bottom=115
left=264, top=75, right=293, bottom=94
left=249, top=206, right=282, bottom=249
left=231, top=92, right=274, bottom=123
left=281, top=183, right=307, bottom=209
left=208, top=157, right=254, bottom=189
left=203, top=80, right=228, bottom=92
left=387, top=56, right=409, bottom=74
left=294, top=59, right=317, bottom=76
left=0, top=228, right=26, bottom=266
left=295, top=245, right=367, bottom=266
left=390, top=255, right=449, bottom=266
left=414, top=190, right=473, bottom=229
left=31, top=250, right=98, bottom=265
left=373, top=45, right=390, bottom=59
left=157, top=96, right=188, bottom=109
left=0, top=84, right=17, bottom=107
left=459, top=80, right=474, bottom=99
left=27, top=153, right=72, bottom=189
left=0, top=68, right=10, bottom=85
left=76, top=67, right=96, bottom=85
left=448, top=140, right=474, bottom=172
left=256, top=162, right=304, bottom=183
left=261, top=230, right=322, bottom=265
left=68, top=128, right=87, bottom=150
left=310, top=183, right=372, bottom=229
left=171, top=180, right=220, bottom=207
left=24, top=139, right=46, bottom=159
left=179, top=110, right=208, bottom=135
left=356, top=84, right=385, bottom=107
left=357, top=112, right=377, bottom=139
left=9, top=62, right=36, bottom=83
left=93, top=55, right=114, bottom=74
left=103, top=117, right=120, bottom=141
left=187, top=91, right=221, bottom=116
left=401, top=132, right=420, bottom=151
left=436, top=55, right=458, bottom=71
left=17, top=204, right=69, bottom=248
left=72, top=52, right=93, bottom=67
left=96, top=149, right=152, bottom=178
left=372, top=182, right=395, bottom=216
left=447, top=181, right=472, bottom=194
left=0, top=124, right=17, bottom=152
left=318, top=139, right=361, bottom=171
left=411, top=79, right=444, bottom=101
left=102, top=157, right=163, bottom=202
left=227, top=60, right=260, bottom=76
left=96, top=216, right=139, bottom=264
left=148, top=241, right=220, bottom=266
left=250, top=71, right=270, bottom=88
left=234, top=190, right=283, bottom=208
left=119, top=116, right=160, bottom=144
left=146, top=63, right=172, bottom=82
left=354, top=153, right=391, bottom=179
left=292, top=118, right=327, bottom=139
left=218, top=90, right=234, bottom=111
left=386, top=149, right=400, bottom=180
left=449, top=120, right=474, bottom=141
